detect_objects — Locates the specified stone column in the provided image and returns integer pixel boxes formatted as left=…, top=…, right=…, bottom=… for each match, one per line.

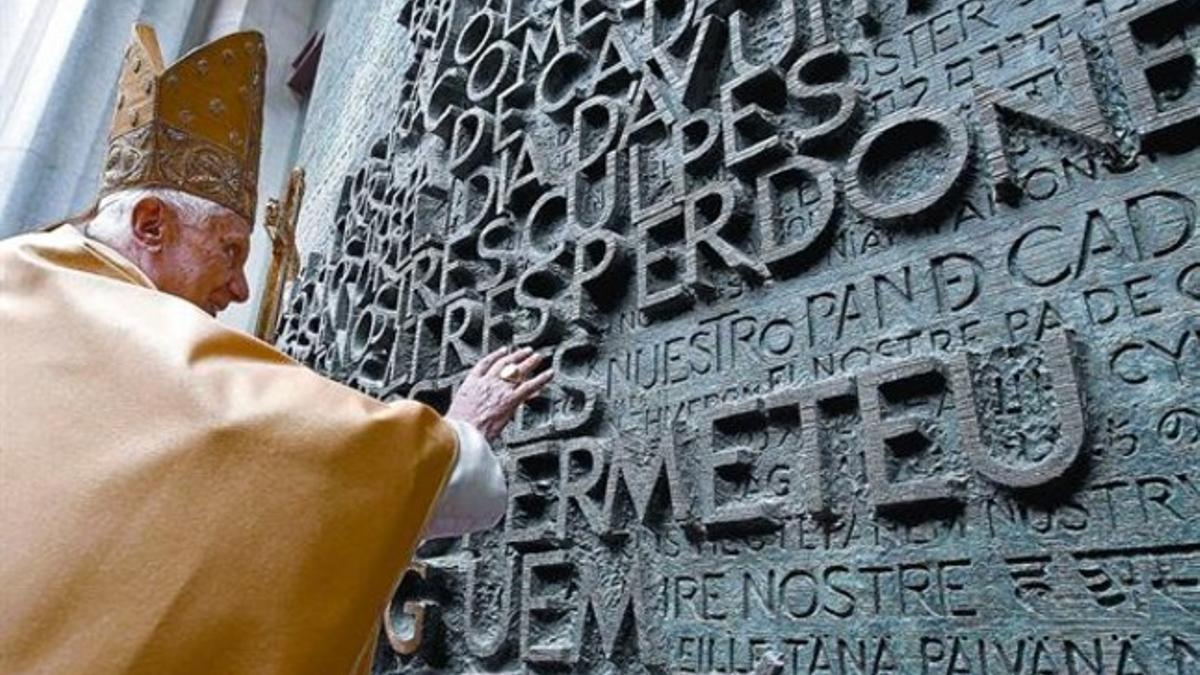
left=0, top=0, right=213, bottom=236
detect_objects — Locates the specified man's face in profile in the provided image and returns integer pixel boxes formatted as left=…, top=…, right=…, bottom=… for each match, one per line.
left=131, top=197, right=252, bottom=316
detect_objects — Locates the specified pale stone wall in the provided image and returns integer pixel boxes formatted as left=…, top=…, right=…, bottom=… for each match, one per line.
left=292, top=0, right=411, bottom=258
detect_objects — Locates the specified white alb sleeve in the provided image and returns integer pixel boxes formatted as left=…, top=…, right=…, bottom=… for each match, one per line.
left=422, top=418, right=507, bottom=540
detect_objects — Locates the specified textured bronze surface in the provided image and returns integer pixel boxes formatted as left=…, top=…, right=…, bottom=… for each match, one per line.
left=276, top=0, right=1200, bottom=671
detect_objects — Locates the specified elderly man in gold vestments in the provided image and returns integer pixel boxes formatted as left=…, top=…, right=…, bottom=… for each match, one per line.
left=0, top=25, right=551, bottom=675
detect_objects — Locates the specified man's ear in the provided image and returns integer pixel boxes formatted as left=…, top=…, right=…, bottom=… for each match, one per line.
left=130, top=197, right=169, bottom=251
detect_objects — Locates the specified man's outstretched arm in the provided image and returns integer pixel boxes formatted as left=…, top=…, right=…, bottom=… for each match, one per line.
left=421, top=346, right=554, bottom=539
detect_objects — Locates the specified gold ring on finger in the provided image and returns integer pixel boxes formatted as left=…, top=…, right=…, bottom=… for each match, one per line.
left=499, top=363, right=524, bottom=384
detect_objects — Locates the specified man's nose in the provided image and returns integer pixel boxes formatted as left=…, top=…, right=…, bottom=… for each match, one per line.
left=229, top=268, right=250, bottom=304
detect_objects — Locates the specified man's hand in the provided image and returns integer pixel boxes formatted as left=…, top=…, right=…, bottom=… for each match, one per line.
left=446, top=347, right=555, bottom=441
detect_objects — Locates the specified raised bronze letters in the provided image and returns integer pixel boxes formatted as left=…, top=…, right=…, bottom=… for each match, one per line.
left=278, top=0, right=1200, bottom=671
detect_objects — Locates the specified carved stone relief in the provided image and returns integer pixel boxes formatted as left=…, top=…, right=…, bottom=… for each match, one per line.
left=276, top=0, right=1200, bottom=671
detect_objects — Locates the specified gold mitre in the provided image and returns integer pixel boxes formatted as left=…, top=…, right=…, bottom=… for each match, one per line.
left=100, top=24, right=266, bottom=221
